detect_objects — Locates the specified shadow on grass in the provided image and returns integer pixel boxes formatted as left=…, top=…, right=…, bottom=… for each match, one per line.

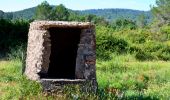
left=0, top=75, right=17, bottom=82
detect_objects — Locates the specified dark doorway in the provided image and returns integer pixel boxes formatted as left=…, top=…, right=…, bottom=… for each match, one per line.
left=47, top=27, right=81, bottom=79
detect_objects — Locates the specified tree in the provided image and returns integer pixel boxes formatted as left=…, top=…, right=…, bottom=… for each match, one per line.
left=111, top=19, right=137, bottom=30
left=34, top=1, right=53, bottom=20
left=94, top=17, right=109, bottom=26
left=151, top=0, right=170, bottom=26
left=53, top=4, right=70, bottom=21
left=3, top=13, right=13, bottom=20
left=0, top=10, right=4, bottom=19
left=137, top=13, right=147, bottom=28
left=85, top=14, right=96, bottom=22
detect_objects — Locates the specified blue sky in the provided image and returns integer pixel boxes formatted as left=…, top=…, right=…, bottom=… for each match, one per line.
left=0, top=0, right=156, bottom=12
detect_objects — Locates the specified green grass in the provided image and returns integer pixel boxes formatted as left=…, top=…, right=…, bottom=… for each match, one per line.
left=0, top=54, right=170, bottom=99
left=97, top=54, right=170, bottom=99
left=0, top=60, right=97, bottom=100
left=0, top=60, right=21, bottom=99
left=0, top=60, right=44, bottom=100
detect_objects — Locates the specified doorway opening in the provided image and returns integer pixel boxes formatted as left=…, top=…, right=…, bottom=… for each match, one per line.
left=47, top=27, right=81, bottom=79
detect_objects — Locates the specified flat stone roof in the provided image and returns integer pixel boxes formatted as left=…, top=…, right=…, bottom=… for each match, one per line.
left=30, top=21, right=94, bottom=30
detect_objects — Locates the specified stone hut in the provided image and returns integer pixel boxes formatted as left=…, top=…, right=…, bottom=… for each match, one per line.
left=24, top=21, right=97, bottom=92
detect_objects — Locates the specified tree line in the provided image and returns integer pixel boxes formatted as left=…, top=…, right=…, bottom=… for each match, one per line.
left=0, top=0, right=170, bottom=59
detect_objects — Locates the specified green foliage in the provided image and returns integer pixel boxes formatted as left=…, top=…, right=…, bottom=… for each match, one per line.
left=2, top=13, right=13, bottom=20
left=95, top=23, right=170, bottom=61
left=1, top=0, right=170, bottom=99
left=1, top=5, right=152, bottom=23
left=160, top=25, right=170, bottom=40
left=84, top=14, right=97, bottom=22
left=34, top=1, right=106, bottom=23
left=33, top=1, right=75, bottom=21
left=97, top=34, right=129, bottom=53
left=80, top=9, right=152, bottom=23
left=135, top=50, right=154, bottom=61
left=19, top=76, right=42, bottom=97
left=1, top=21, right=170, bottom=99
left=137, top=13, right=147, bottom=28
left=0, top=10, right=4, bottom=18
left=34, top=1, right=104, bottom=22
left=151, top=0, right=170, bottom=26
left=96, top=25, right=129, bottom=60
left=53, top=4, right=70, bottom=21
left=110, top=19, right=137, bottom=30
left=7, top=45, right=26, bottom=60
left=2, top=58, right=170, bottom=99
left=0, top=19, right=29, bottom=57
left=34, top=1, right=53, bottom=20
left=0, top=60, right=44, bottom=99
left=97, top=56, right=170, bottom=99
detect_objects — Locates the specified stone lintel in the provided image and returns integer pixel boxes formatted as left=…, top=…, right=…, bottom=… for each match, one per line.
left=30, top=21, right=95, bottom=30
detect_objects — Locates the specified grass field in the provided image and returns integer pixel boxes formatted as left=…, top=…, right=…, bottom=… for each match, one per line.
left=0, top=60, right=21, bottom=99
left=0, top=54, right=170, bottom=99
left=97, top=54, right=170, bottom=99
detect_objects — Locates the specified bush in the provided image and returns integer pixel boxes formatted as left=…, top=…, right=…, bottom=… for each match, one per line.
left=135, top=50, right=155, bottom=61
left=129, top=45, right=141, bottom=53
left=0, top=19, right=29, bottom=58
left=7, top=44, right=27, bottom=60
left=111, top=19, right=137, bottom=30
left=96, top=50, right=112, bottom=60
left=97, top=34, right=129, bottom=53
left=160, top=25, right=170, bottom=40
left=96, top=34, right=129, bottom=60
left=96, top=25, right=129, bottom=60
left=157, top=52, right=170, bottom=61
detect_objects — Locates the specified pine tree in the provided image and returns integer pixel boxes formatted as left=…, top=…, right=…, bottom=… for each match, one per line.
left=151, top=0, right=170, bottom=25
left=53, top=4, right=70, bottom=21
left=34, top=1, right=53, bottom=20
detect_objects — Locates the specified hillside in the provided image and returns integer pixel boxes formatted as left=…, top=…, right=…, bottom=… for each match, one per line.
left=12, top=7, right=37, bottom=19
left=0, top=6, right=152, bottom=22
left=79, top=9, right=152, bottom=22
left=0, top=7, right=36, bottom=20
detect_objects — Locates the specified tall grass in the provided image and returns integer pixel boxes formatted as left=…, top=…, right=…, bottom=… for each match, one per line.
left=97, top=54, right=170, bottom=99
left=1, top=53, right=170, bottom=99
left=0, top=60, right=43, bottom=99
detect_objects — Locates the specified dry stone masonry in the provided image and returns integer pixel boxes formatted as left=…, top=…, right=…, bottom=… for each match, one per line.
left=24, top=21, right=97, bottom=92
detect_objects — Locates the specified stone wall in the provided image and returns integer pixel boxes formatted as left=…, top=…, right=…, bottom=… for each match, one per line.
left=24, top=21, right=97, bottom=92
left=76, top=28, right=96, bottom=80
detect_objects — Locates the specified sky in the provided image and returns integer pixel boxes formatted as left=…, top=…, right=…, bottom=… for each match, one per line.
left=0, top=0, right=156, bottom=12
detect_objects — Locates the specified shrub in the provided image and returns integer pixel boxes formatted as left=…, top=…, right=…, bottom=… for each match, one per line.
left=96, top=34, right=129, bottom=53
left=111, top=19, right=137, bottom=30
left=160, top=25, right=170, bottom=40
left=96, top=25, right=129, bottom=60
left=135, top=50, right=155, bottom=61
left=7, top=44, right=27, bottom=60
left=96, top=34, right=129, bottom=60
left=0, top=19, right=29, bottom=57
left=96, top=50, right=112, bottom=60
left=129, top=44, right=141, bottom=53
left=157, top=52, right=170, bottom=61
